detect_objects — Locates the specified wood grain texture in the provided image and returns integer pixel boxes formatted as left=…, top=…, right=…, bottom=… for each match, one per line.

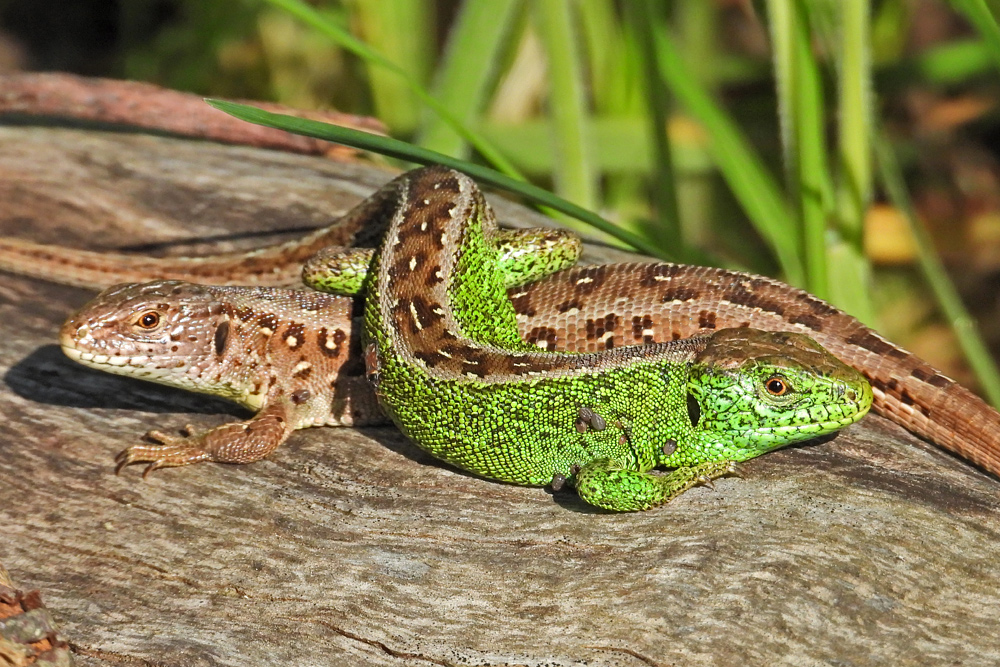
left=1, top=127, right=999, bottom=666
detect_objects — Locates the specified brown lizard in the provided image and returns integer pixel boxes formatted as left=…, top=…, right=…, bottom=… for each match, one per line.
left=6, top=169, right=1000, bottom=477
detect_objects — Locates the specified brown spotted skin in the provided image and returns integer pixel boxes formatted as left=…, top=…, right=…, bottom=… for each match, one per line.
left=60, top=280, right=378, bottom=474
left=511, top=263, right=1000, bottom=476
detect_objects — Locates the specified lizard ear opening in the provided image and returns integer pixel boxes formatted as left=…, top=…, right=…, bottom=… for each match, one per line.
left=214, top=321, right=230, bottom=356
left=687, top=393, right=701, bottom=428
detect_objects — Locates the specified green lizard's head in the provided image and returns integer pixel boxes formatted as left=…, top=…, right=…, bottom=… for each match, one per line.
left=683, top=328, right=873, bottom=462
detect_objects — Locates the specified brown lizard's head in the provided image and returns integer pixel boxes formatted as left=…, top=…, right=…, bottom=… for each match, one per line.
left=59, top=280, right=234, bottom=396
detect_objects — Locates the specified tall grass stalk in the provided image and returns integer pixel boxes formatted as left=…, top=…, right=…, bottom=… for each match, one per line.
left=533, top=0, right=597, bottom=210
left=261, top=0, right=523, bottom=178
left=767, top=0, right=832, bottom=299
left=876, top=134, right=1000, bottom=406
left=648, top=18, right=806, bottom=285
left=417, top=0, right=521, bottom=157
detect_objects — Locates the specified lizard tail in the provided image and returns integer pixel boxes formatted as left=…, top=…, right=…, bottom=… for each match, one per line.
left=513, top=262, right=1000, bottom=478
left=0, top=174, right=405, bottom=290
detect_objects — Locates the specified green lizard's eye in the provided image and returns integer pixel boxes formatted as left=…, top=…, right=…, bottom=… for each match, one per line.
left=136, top=311, right=161, bottom=329
left=764, top=375, right=789, bottom=396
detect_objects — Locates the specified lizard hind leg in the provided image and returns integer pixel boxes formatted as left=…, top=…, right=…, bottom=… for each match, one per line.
left=115, top=399, right=297, bottom=477
left=573, top=458, right=737, bottom=512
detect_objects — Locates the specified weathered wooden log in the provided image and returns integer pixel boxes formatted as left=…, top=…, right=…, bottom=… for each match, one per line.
left=0, top=125, right=998, bottom=667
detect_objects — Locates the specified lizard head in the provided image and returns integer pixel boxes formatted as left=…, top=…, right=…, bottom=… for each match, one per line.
left=59, top=280, right=234, bottom=395
left=684, top=328, right=873, bottom=461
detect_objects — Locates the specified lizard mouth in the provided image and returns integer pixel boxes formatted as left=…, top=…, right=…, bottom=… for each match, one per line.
left=60, top=345, right=147, bottom=369
left=757, top=412, right=869, bottom=437
left=60, top=324, right=146, bottom=368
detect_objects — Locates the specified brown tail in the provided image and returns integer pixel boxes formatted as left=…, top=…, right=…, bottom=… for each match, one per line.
left=0, top=176, right=404, bottom=290
left=513, top=262, right=1000, bottom=477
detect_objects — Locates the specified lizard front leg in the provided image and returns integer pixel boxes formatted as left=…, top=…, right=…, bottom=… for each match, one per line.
left=573, top=458, right=736, bottom=512
left=116, top=396, right=297, bottom=477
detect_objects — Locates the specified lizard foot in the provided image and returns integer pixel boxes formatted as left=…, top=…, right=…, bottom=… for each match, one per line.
left=115, top=402, right=297, bottom=477
left=115, top=431, right=213, bottom=477
left=575, top=458, right=738, bottom=512
left=115, top=445, right=212, bottom=478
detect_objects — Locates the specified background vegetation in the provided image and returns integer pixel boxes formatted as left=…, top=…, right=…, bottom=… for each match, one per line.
left=3, top=0, right=1000, bottom=402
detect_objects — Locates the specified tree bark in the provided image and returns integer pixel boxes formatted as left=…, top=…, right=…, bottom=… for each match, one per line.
left=0, top=126, right=998, bottom=667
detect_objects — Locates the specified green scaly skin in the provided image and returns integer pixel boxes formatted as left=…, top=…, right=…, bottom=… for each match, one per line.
left=304, top=166, right=874, bottom=512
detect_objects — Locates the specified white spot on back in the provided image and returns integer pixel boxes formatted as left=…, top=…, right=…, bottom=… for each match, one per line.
left=409, top=301, right=423, bottom=330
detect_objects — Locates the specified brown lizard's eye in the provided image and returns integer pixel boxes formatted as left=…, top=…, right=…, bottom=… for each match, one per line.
left=765, top=375, right=789, bottom=396
left=136, top=311, right=161, bottom=329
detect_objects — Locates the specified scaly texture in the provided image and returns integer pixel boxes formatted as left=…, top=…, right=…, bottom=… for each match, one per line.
left=60, top=174, right=581, bottom=474
left=0, top=179, right=406, bottom=289
left=38, top=167, right=1000, bottom=481
left=345, top=166, right=871, bottom=511
left=510, top=264, right=1000, bottom=476
left=61, top=281, right=373, bottom=473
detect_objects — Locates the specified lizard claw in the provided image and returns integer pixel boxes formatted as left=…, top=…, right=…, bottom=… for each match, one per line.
left=114, top=449, right=132, bottom=476
left=114, top=438, right=212, bottom=477
left=140, top=460, right=169, bottom=479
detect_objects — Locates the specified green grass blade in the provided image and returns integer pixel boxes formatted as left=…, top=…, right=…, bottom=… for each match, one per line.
left=949, top=0, right=1000, bottom=72
left=349, top=0, right=433, bottom=135
left=767, top=0, right=831, bottom=298
left=875, top=133, right=1000, bottom=407
left=261, top=0, right=523, bottom=179
left=576, top=0, right=637, bottom=114
left=206, top=99, right=673, bottom=260
left=649, top=18, right=805, bottom=285
left=627, top=0, right=682, bottom=250
left=533, top=0, right=597, bottom=210
left=836, top=0, right=872, bottom=242
left=831, top=0, right=877, bottom=326
left=478, top=117, right=713, bottom=176
left=417, top=0, right=521, bottom=157
left=912, top=38, right=994, bottom=83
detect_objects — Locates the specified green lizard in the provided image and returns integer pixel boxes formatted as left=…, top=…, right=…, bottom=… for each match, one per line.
left=305, top=166, right=873, bottom=511
left=24, top=161, right=1000, bottom=479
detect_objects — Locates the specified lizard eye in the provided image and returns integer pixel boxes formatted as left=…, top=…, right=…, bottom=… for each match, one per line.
left=135, top=311, right=161, bottom=329
left=764, top=375, right=789, bottom=396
